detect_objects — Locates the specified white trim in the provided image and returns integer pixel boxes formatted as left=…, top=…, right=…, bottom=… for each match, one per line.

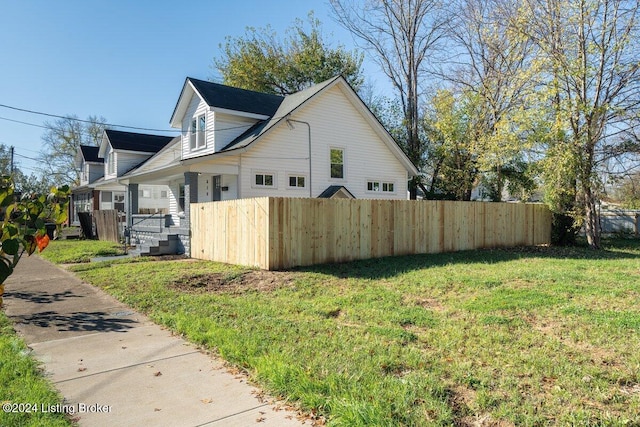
left=329, top=146, right=346, bottom=181
left=209, top=106, right=270, bottom=120
left=366, top=179, right=396, bottom=193
left=190, top=113, right=207, bottom=151
left=287, top=173, right=307, bottom=189
left=252, top=170, right=277, bottom=189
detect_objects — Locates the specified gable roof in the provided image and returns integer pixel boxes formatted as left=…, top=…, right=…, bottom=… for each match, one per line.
left=99, top=129, right=174, bottom=158
left=175, top=75, right=418, bottom=177
left=318, top=185, right=356, bottom=199
left=170, top=77, right=284, bottom=127
left=79, top=145, right=103, bottom=163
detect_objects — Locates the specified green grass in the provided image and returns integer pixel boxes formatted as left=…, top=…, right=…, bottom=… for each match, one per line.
left=49, top=239, right=640, bottom=426
left=0, top=313, right=73, bottom=427
left=39, top=240, right=125, bottom=264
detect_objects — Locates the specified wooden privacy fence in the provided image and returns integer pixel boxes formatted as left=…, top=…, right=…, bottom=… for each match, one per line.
left=93, top=209, right=120, bottom=242
left=190, top=197, right=552, bottom=270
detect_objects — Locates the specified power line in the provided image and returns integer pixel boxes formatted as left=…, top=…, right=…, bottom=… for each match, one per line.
left=1, top=112, right=259, bottom=137
left=13, top=152, right=40, bottom=162
left=0, top=103, right=181, bottom=133
left=0, top=115, right=50, bottom=129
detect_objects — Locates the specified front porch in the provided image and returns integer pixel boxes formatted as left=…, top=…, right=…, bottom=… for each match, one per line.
left=124, top=168, right=239, bottom=256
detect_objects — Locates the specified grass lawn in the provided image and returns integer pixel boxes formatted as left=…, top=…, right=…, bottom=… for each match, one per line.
left=48, top=239, right=640, bottom=426
left=0, top=313, right=72, bottom=427
left=39, top=240, right=125, bottom=264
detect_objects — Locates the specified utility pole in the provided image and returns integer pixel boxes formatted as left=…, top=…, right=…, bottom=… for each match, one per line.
left=10, top=146, right=14, bottom=175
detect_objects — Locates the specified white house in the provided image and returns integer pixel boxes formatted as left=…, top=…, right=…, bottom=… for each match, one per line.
left=71, top=145, right=103, bottom=224
left=115, top=75, right=418, bottom=255
left=71, top=130, right=177, bottom=229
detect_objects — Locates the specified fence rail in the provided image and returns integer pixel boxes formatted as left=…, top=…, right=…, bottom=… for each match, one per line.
left=191, top=198, right=552, bottom=270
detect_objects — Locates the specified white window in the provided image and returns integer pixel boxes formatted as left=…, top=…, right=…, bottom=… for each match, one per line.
left=160, top=190, right=168, bottom=198
left=138, top=189, right=151, bottom=198
left=288, top=175, right=306, bottom=188
left=114, top=192, right=125, bottom=212
left=108, top=151, right=115, bottom=175
left=254, top=173, right=275, bottom=187
left=367, top=181, right=395, bottom=192
left=330, top=148, right=344, bottom=179
left=190, top=114, right=206, bottom=150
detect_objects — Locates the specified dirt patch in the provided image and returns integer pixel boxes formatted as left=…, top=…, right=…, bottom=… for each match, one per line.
left=170, top=270, right=298, bottom=294
left=404, top=296, right=446, bottom=312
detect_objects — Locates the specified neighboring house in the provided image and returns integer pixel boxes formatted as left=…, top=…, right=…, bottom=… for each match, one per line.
left=114, top=75, right=418, bottom=255
left=70, top=145, right=104, bottom=224
left=70, top=130, right=176, bottom=224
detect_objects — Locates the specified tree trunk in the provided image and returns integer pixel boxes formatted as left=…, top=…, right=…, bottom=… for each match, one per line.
left=583, top=186, right=601, bottom=249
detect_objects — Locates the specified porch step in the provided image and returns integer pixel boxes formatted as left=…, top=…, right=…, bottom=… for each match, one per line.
left=134, top=234, right=181, bottom=256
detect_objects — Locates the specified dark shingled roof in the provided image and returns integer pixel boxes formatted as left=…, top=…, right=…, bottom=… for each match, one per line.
left=188, top=78, right=284, bottom=117
left=317, top=185, right=356, bottom=199
left=105, top=129, right=174, bottom=153
left=80, top=145, right=103, bottom=163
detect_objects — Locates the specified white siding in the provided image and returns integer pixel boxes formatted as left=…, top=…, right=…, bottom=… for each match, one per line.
left=182, top=94, right=212, bottom=159
left=138, top=184, right=171, bottom=213
left=116, top=152, right=152, bottom=176
left=214, top=113, right=258, bottom=152
left=132, top=140, right=181, bottom=175
left=168, top=180, right=183, bottom=225
left=239, top=84, right=409, bottom=200
left=221, top=174, right=238, bottom=200
left=104, top=146, right=116, bottom=180
left=88, top=163, right=103, bottom=184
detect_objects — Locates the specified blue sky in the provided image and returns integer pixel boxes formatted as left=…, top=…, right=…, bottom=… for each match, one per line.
left=0, top=1, right=383, bottom=175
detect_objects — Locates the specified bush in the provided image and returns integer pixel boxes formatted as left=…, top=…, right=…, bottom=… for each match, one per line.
left=551, top=213, right=580, bottom=246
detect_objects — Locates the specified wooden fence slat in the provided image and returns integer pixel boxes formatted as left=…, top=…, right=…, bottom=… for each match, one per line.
left=93, top=210, right=119, bottom=242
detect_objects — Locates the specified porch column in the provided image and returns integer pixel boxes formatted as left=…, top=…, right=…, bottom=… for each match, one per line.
left=183, top=172, right=199, bottom=229
left=127, top=184, right=139, bottom=230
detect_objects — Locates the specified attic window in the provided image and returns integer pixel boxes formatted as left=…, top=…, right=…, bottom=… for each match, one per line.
left=190, top=114, right=206, bottom=150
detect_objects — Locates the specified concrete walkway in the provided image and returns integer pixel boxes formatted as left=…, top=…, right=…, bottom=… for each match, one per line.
left=3, top=255, right=308, bottom=427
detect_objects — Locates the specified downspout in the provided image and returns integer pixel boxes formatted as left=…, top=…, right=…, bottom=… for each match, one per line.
left=286, top=118, right=312, bottom=197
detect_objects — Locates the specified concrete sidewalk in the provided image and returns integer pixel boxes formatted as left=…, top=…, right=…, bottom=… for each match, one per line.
left=3, top=255, right=308, bottom=427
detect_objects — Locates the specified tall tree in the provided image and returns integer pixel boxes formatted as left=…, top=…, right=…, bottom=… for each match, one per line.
left=330, top=0, right=450, bottom=199
left=513, top=0, right=640, bottom=248
left=38, top=115, right=106, bottom=187
left=214, top=13, right=364, bottom=95
left=441, top=0, right=537, bottom=201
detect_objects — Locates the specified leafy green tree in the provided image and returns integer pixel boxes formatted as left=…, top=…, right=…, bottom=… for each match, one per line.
left=513, top=0, right=640, bottom=249
left=39, top=115, right=106, bottom=187
left=214, top=13, right=364, bottom=95
left=423, top=90, right=481, bottom=200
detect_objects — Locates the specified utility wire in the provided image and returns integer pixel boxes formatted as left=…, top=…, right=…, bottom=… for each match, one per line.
left=13, top=152, right=40, bottom=162
left=0, top=103, right=181, bottom=133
